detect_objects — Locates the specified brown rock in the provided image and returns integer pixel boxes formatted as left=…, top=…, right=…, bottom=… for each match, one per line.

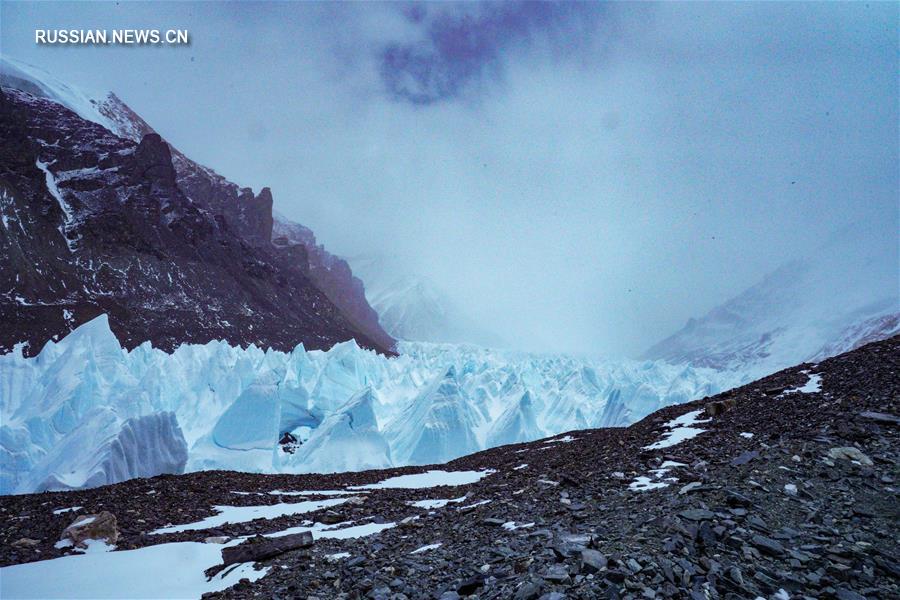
left=61, top=511, right=119, bottom=549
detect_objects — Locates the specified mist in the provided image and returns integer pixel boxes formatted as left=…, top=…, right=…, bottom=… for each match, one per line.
left=3, top=1, right=897, bottom=356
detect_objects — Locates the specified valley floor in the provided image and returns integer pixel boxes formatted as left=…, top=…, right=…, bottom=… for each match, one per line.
left=1, top=336, right=898, bottom=600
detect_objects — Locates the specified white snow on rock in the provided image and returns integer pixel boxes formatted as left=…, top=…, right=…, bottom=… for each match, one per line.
left=261, top=519, right=396, bottom=541
left=0, top=58, right=129, bottom=138
left=267, top=489, right=358, bottom=497
left=629, top=460, right=687, bottom=492
left=1, top=314, right=730, bottom=495
left=52, top=506, right=83, bottom=515
left=410, top=543, right=442, bottom=554
left=151, top=498, right=351, bottom=534
left=408, top=495, right=468, bottom=509
left=629, top=476, right=670, bottom=492
left=0, top=541, right=269, bottom=599
left=544, top=435, right=577, bottom=444
left=643, top=410, right=711, bottom=450
left=349, top=469, right=495, bottom=490
left=783, top=372, right=822, bottom=395
left=35, top=158, right=78, bottom=251
left=502, top=521, right=535, bottom=531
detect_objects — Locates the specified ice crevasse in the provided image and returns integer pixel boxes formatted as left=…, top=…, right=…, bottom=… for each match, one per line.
left=0, top=315, right=732, bottom=494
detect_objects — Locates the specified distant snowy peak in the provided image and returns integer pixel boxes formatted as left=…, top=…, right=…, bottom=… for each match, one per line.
left=349, top=255, right=504, bottom=347
left=644, top=222, right=899, bottom=376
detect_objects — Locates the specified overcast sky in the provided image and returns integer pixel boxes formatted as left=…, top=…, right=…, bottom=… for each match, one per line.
left=2, top=1, right=897, bottom=356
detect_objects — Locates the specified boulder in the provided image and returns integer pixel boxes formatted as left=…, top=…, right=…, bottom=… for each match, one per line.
left=581, top=548, right=608, bottom=573
left=857, top=411, right=899, bottom=426
left=60, top=512, right=118, bottom=549
left=826, top=447, right=873, bottom=466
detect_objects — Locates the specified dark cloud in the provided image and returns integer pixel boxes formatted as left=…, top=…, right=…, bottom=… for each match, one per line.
left=379, top=2, right=599, bottom=105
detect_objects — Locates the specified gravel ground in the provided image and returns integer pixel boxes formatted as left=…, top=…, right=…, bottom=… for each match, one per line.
left=2, top=336, right=897, bottom=600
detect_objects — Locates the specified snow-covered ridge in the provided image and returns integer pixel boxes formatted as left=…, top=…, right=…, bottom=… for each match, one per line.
left=0, top=57, right=133, bottom=139
left=0, top=315, right=732, bottom=495
left=644, top=221, right=898, bottom=376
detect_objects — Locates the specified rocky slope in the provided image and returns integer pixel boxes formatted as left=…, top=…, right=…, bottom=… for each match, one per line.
left=1, top=336, right=896, bottom=599
left=0, top=60, right=394, bottom=356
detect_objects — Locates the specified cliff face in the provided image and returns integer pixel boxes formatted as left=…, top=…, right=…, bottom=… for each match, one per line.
left=92, top=80, right=396, bottom=353
left=0, top=86, right=393, bottom=356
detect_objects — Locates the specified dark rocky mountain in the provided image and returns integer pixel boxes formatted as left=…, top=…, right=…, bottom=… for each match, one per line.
left=0, top=63, right=394, bottom=355
left=84, top=77, right=396, bottom=354
left=0, top=84, right=394, bottom=356
left=2, top=336, right=897, bottom=599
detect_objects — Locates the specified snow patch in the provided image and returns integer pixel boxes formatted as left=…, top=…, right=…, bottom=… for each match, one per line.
left=629, top=476, right=670, bottom=492
left=408, top=495, right=468, bottom=509
left=502, top=521, right=534, bottom=531
left=544, top=435, right=577, bottom=444
left=783, top=372, right=822, bottom=395
left=349, top=469, right=495, bottom=490
left=0, top=541, right=269, bottom=599
left=263, top=520, right=396, bottom=541
left=35, top=158, right=78, bottom=252
left=410, top=543, right=442, bottom=554
left=52, top=506, right=82, bottom=515
left=643, top=410, right=710, bottom=450
left=457, top=499, right=492, bottom=510
left=150, top=498, right=351, bottom=534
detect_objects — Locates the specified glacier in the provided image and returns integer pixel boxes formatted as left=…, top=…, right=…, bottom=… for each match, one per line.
left=0, top=315, right=731, bottom=495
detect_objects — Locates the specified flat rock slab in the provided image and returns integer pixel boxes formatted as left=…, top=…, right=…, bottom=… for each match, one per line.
left=221, top=532, right=313, bottom=567
left=858, top=411, right=900, bottom=426
left=731, top=450, right=759, bottom=466
left=679, top=509, right=715, bottom=521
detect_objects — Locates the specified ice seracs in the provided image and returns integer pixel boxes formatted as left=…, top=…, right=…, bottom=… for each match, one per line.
left=1, top=315, right=732, bottom=494
left=386, top=366, right=482, bottom=465
left=280, top=388, right=392, bottom=474
left=487, top=391, right=544, bottom=448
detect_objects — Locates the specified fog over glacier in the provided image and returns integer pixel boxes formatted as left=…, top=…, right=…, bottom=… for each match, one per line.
left=3, top=2, right=896, bottom=355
